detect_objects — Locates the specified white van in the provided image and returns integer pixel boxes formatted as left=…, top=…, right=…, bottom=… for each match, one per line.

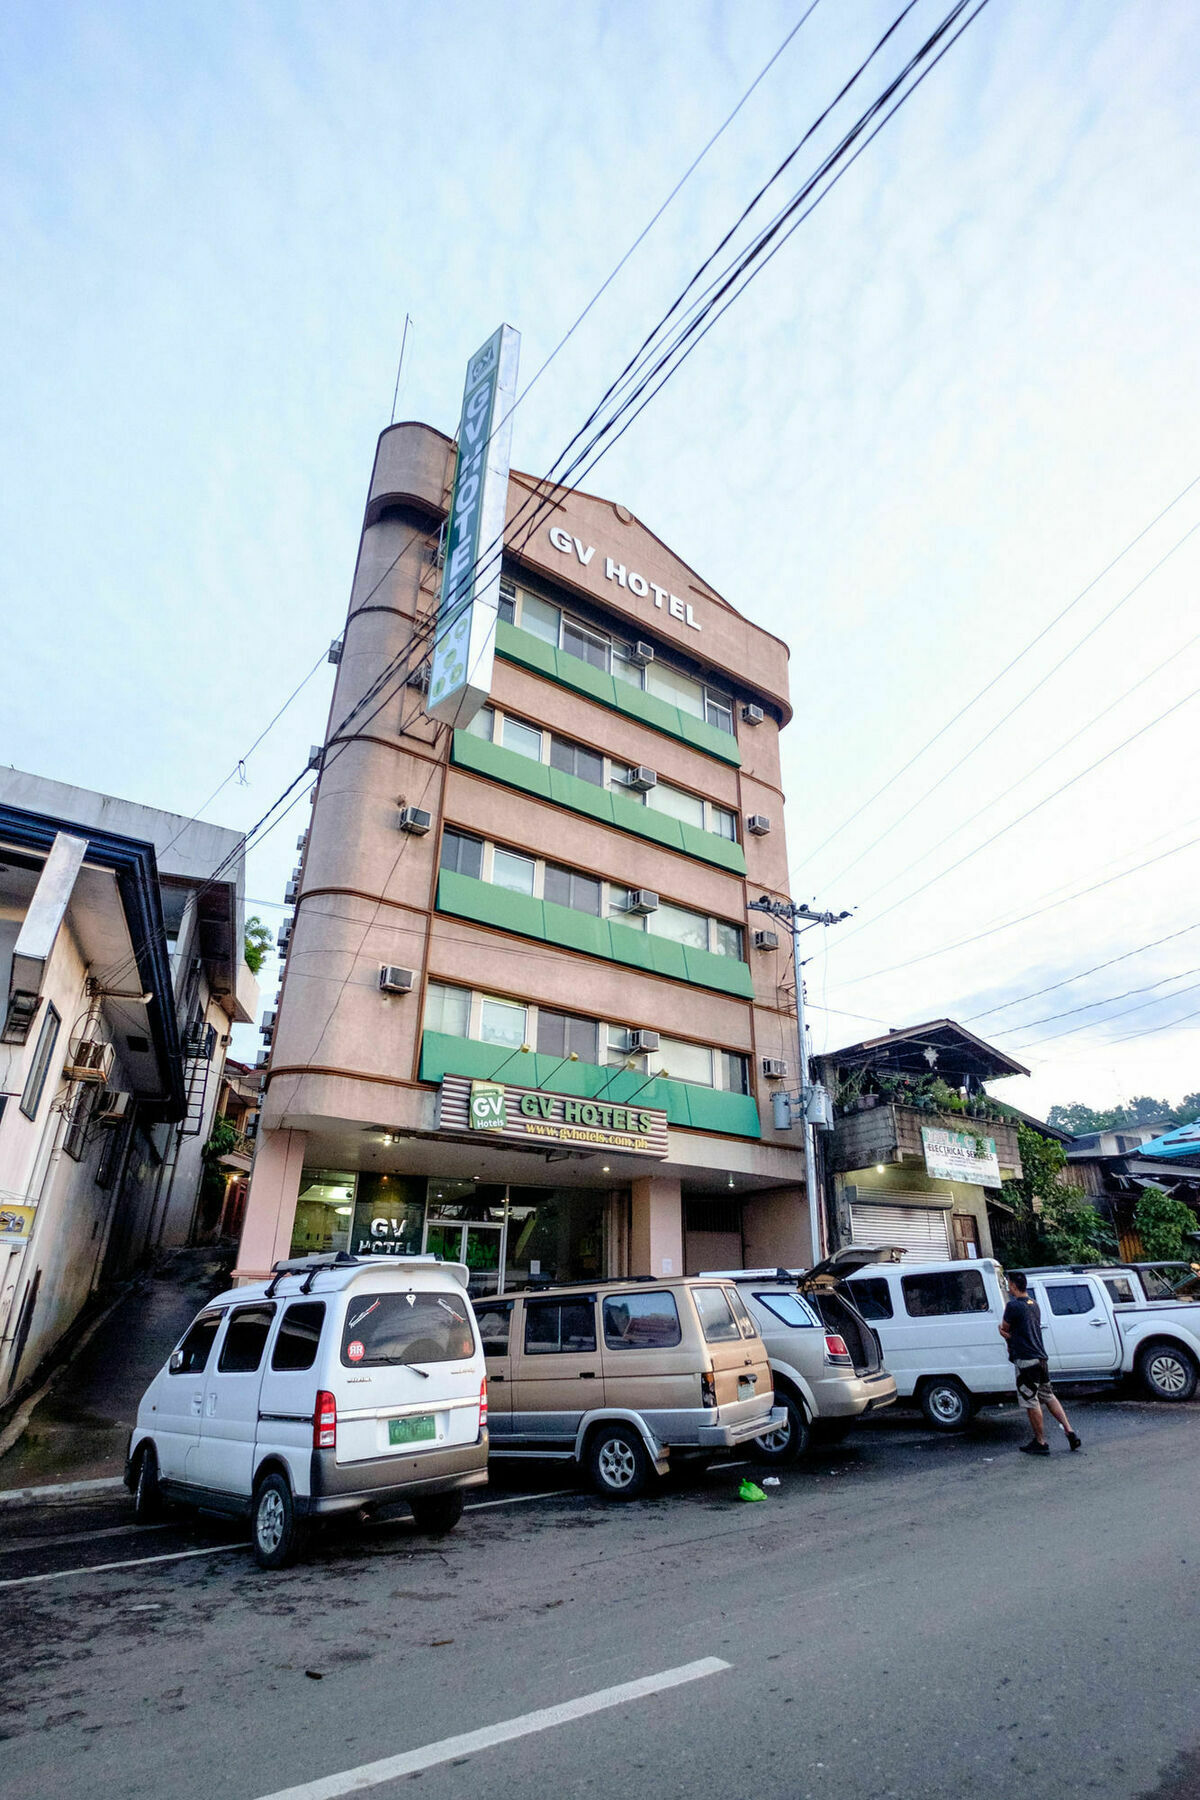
left=125, top=1253, right=488, bottom=1566
left=844, top=1253, right=1015, bottom=1429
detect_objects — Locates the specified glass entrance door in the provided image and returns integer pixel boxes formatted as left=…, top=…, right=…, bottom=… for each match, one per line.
left=423, top=1220, right=505, bottom=1296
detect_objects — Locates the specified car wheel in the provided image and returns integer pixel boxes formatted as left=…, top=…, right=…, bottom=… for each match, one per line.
left=252, top=1472, right=302, bottom=1570
left=587, top=1423, right=650, bottom=1500
left=409, top=1492, right=465, bottom=1535
left=132, top=1444, right=163, bottom=1523
left=919, top=1377, right=973, bottom=1431
left=751, top=1394, right=810, bottom=1465
left=1137, top=1341, right=1198, bottom=1403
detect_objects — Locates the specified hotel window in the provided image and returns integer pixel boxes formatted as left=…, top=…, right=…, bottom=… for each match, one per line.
left=645, top=783, right=704, bottom=831
left=20, top=1003, right=61, bottom=1120
left=491, top=847, right=536, bottom=896
left=713, top=919, right=744, bottom=960
left=440, top=828, right=484, bottom=881
left=710, top=804, right=738, bottom=842
left=535, top=1008, right=599, bottom=1062
left=424, top=982, right=471, bottom=1038
left=501, top=715, right=543, bottom=761
left=543, top=864, right=603, bottom=916
left=550, top=734, right=603, bottom=787
left=498, top=577, right=736, bottom=737
left=479, top=996, right=527, bottom=1049
left=649, top=1037, right=714, bottom=1088
left=648, top=901, right=709, bottom=953
left=63, top=1085, right=94, bottom=1161
left=720, top=1050, right=751, bottom=1095
left=464, top=706, right=494, bottom=741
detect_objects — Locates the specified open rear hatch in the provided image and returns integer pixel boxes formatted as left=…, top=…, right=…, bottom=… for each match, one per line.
left=796, top=1245, right=903, bottom=1376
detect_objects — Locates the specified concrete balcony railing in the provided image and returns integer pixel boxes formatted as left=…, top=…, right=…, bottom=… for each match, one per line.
left=828, top=1101, right=1022, bottom=1180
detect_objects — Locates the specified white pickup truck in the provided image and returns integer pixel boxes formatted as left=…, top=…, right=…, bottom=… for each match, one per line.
left=1023, top=1266, right=1200, bottom=1402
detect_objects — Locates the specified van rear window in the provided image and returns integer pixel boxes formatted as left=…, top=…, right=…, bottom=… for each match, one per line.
left=901, top=1270, right=989, bottom=1318
left=850, top=1278, right=893, bottom=1322
left=693, top=1286, right=741, bottom=1344
left=341, top=1292, right=475, bottom=1367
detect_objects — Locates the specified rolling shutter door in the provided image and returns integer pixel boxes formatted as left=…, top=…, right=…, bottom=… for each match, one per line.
left=850, top=1202, right=952, bottom=1260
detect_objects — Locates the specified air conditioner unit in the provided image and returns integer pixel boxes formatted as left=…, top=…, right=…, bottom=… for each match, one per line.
left=753, top=929, right=779, bottom=952
left=245, top=1116, right=259, bottom=1140
left=623, top=889, right=659, bottom=915
left=407, top=663, right=431, bottom=693
left=1, top=990, right=40, bottom=1046
left=295, top=832, right=308, bottom=853
left=630, top=642, right=655, bottom=666
left=761, top=1057, right=789, bottom=1079
left=379, top=965, right=414, bottom=995
left=628, top=1029, right=660, bottom=1054
left=93, top=1090, right=131, bottom=1125
left=284, top=880, right=299, bottom=905
left=327, top=637, right=343, bottom=666
left=184, top=1022, right=216, bottom=1061
left=741, top=703, right=765, bottom=726
left=64, top=1038, right=115, bottom=1084
left=255, top=1050, right=269, bottom=1069
left=307, top=744, right=324, bottom=771
left=397, top=806, right=432, bottom=835
left=624, top=767, right=657, bottom=792
left=747, top=814, right=772, bottom=836
left=260, top=1010, right=277, bottom=1037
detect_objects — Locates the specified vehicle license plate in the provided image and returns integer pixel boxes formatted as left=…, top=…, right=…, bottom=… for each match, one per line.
left=389, top=1414, right=436, bottom=1446
left=738, top=1377, right=755, bottom=1402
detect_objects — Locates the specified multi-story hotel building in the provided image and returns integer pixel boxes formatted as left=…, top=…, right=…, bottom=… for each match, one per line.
left=236, top=421, right=812, bottom=1290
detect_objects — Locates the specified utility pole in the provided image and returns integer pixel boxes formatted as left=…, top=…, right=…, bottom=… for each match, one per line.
left=748, top=894, right=851, bottom=1268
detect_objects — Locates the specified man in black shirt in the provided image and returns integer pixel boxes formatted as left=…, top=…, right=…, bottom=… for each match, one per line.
left=1000, top=1271, right=1082, bottom=1456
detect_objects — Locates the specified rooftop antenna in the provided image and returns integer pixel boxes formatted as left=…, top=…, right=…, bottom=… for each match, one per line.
left=390, top=314, right=413, bottom=425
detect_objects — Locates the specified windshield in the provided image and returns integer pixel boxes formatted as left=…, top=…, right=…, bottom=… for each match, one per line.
left=753, top=1292, right=820, bottom=1329
left=341, top=1291, right=475, bottom=1366
left=1140, top=1267, right=1186, bottom=1300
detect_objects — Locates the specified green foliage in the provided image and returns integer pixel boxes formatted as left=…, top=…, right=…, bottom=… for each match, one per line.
left=202, top=1117, right=240, bottom=1164
left=1134, top=1186, right=1200, bottom=1262
left=1000, top=1122, right=1117, bottom=1266
left=244, top=915, right=273, bottom=976
left=1048, top=1093, right=1200, bottom=1135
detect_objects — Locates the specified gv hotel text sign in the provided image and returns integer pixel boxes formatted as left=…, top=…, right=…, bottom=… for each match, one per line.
left=547, top=527, right=702, bottom=631
left=437, top=1074, right=669, bottom=1159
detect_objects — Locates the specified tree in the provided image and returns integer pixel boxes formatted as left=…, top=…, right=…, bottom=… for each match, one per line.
left=1134, top=1186, right=1200, bottom=1262
left=1000, top=1122, right=1117, bottom=1265
left=1047, top=1095, right=1192, bottom=1136
left=244, top=915, right=273, bottom=976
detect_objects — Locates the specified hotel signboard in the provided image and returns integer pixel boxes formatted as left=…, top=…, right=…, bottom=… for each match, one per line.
left=921, top=1126, right=1001, bottom=1189
left=438, top=1075, right=669, bottom=1159
left=427, top=323, right=521, bottom=728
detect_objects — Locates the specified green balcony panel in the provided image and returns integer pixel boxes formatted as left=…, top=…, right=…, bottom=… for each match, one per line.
left=495, top=621, right=741, bottom=767
left=418, top=1031, right=761, bottom=1138
left=542, top=898, right=611, bottom=959
left=436, top=869, right=751, bottom=999
left=451, top=731, right=743, bottom=873
left=677, top=823, right=746, bottom=875
left=436, top=869, right=544, bottom=939
left=682, top=945, right=755, bottom=998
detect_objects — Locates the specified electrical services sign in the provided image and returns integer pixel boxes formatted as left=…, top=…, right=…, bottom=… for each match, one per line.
left=921, top=1126, right=1001, bottom=1189
left=438, top=1075, right=669, bottom=1159
left=427, top=323, right=522, bottom=728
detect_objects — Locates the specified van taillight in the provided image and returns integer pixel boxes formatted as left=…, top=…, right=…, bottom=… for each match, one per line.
left=824, top=1334, right=851, bottom=1364
left=314, top=1390, right=337, bottom=1449
left=701, top=1372, right=717, bottom=1409
left=479, top=1377, right=488, bottom=1432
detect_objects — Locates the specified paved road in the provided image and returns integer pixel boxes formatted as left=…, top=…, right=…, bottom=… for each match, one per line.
left=1, top=1396, right=1197, bottom=1800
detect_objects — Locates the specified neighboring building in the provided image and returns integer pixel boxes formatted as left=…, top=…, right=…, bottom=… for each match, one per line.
left=0, top=770, right=256, bottom=1396
left=816, top=1020, right=1028, bottom=1260
left=237, top=420, right=812, bottom=1290
left=1064, top=1122, right=1200, bottom=1259
left=192, top=1057, right=262, bottom=1245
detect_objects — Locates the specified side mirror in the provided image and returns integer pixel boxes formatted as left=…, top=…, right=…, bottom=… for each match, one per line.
left=169, top=1349, right=184, bottom=1373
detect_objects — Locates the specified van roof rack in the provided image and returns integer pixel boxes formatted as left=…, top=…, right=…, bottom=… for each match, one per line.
left=264, top=1250, right=447, bottom=1297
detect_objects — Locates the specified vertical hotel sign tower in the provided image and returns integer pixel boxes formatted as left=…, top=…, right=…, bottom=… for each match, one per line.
left=427, top=324, right=522, bottom=727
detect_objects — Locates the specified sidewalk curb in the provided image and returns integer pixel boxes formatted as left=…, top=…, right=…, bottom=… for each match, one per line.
left=0, top=1474, right=127, bottom=1510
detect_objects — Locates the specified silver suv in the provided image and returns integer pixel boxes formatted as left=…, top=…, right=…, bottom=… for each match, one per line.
left=702, top=1251, right=897, bottom=1464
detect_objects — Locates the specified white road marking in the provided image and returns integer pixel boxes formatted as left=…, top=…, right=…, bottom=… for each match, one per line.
left=0, top=1542, right=250, bottom=1588
left=0, top=1520, right=173, bottom=1555
left=463, top=1489, right=574, bottom=1511
left=0, top=1474, right=126, bottom=1506
left=251, top=1657, right=732, bottom=1800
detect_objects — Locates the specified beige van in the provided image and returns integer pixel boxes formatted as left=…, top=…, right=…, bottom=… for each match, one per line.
left=475, top=1278, right=782, bottom=1498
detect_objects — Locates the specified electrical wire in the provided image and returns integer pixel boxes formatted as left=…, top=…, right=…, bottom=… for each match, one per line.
left=964, top=916, right=1200, bottom=1024
left=1012, top=972, right=1200, bottom=1050
left=820, top=517, right=1200, bottom=896
left=792, top=471, right=1200, bottom=880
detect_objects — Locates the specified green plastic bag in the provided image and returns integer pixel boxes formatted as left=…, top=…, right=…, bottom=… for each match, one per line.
left=738, top=1478, right=767, bottom=1502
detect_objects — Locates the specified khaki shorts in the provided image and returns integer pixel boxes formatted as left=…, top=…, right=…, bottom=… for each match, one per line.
left=1015, top=1359, right=1054, bottom=1410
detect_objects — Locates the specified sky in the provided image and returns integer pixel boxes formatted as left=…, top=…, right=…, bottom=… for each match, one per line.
left=2, top=0, right=1197, bottom=1122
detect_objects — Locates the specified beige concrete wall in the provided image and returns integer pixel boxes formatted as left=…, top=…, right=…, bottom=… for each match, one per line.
left=630, top=1174, right=684, bottom=1278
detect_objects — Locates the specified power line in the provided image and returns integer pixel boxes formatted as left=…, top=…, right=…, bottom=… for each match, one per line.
left=791, top=471, right=1200, bottom=880
left=821, top=516, right=1200, bottom=895
left=1012, top=971, right=1200, bottom=1050
left=964, top=916, right=1200, bottom=1024
left=832, top=826, right=1200, bottom=987
left=834, top=674, right=1200, bottom=950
